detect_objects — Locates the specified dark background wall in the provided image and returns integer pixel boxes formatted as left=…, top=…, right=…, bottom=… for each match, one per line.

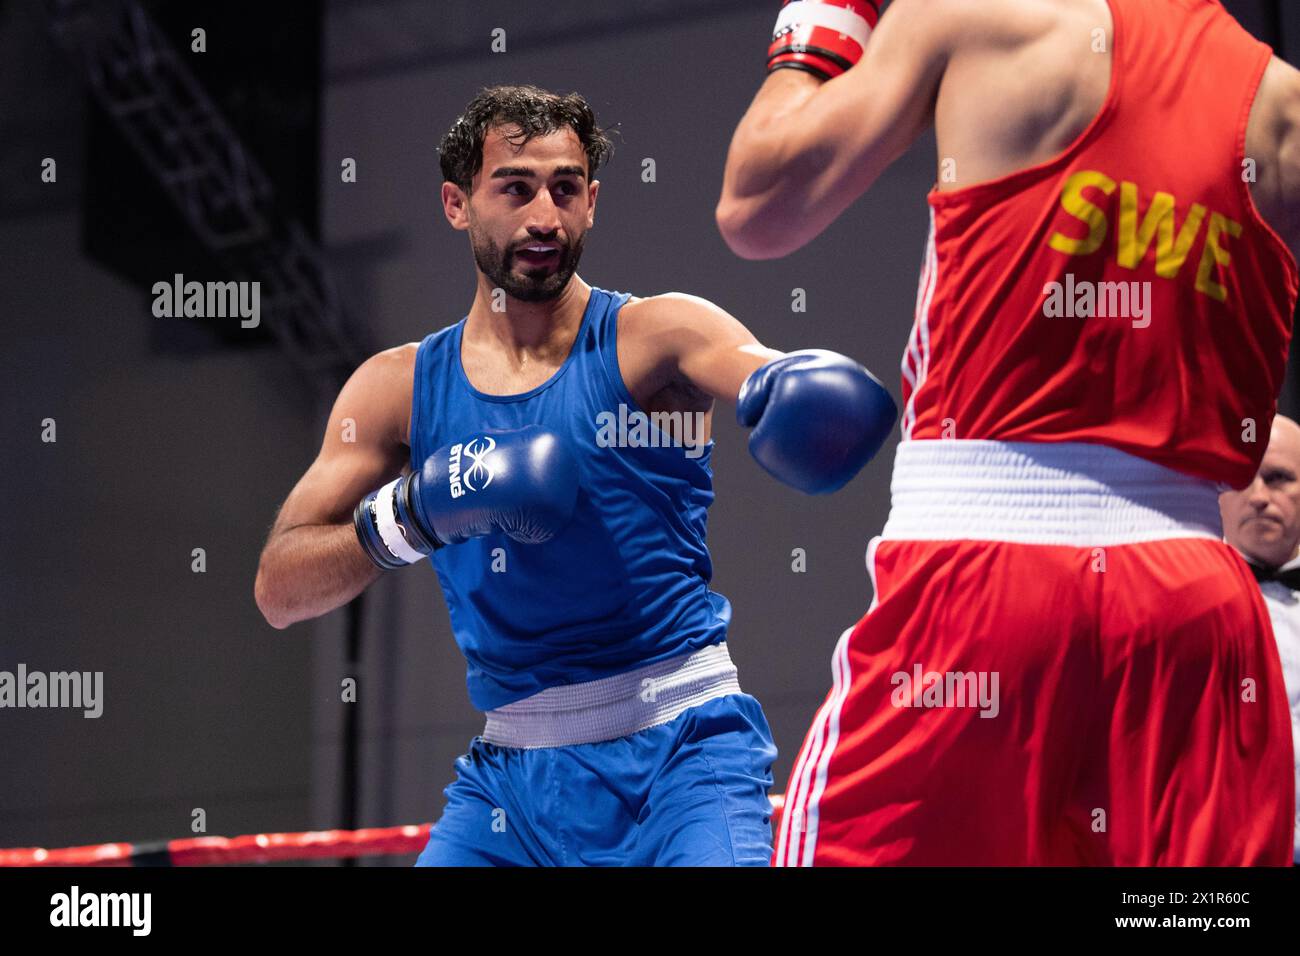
left=2, top=0, right=1297, bottom=861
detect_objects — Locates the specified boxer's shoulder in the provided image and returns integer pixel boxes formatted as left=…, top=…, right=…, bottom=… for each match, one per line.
left=335, top=343, right=419, bottom=449
left=930, top=0, right=1111, bottom=187
left=363, top=342, right=419, bottom=394
left=620, top=291, right=731, bottom=326
left=878, top=0, right=1101, bottom=58
left=615, top=293, right=727, bottom=407
left=873, top=0, right=1030, bottom=46
left=371, top=341, right=420, bottom=370
left=617, top=292, right=737, bottom=359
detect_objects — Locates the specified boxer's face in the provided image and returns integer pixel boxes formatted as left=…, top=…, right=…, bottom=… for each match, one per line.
left=460, top=124, right=597, bottom=303
left=1221, top=424, right=1300, bottom=567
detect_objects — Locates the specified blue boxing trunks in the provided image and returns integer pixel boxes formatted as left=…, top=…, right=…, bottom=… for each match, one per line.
left=415, top=643, right=777, bottom=866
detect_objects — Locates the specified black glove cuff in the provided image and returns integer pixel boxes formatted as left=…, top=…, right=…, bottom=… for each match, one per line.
left=353, top=494, right=407, bottom=570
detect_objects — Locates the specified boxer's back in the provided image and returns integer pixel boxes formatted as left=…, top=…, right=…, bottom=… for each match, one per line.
left=902, top=0, right=1300, bottom=489
left=931, top=0, right=1300, bottom=250
left=932, top=0, right=1114, bottom=200
left=754, top=0, right=1300, bottom=871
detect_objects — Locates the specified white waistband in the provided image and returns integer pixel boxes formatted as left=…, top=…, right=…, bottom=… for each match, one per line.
left=480, top=642, right=741, bottom=749
left=881, top=440, right=1224, bottom=546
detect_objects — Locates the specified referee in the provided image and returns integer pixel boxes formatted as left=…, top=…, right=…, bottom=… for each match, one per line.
left=1221, top=414, right=1300, bottom=864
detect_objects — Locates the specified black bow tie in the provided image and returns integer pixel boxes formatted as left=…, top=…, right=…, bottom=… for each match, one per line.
left=1247, top=561, right=1300, bottom=591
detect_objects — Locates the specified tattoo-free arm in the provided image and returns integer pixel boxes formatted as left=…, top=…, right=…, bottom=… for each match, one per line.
left=716, top=0, right=951, bottom=259
left=630, top=293, right=784, bottom=403
left=254, top=346, right=414, bottom=629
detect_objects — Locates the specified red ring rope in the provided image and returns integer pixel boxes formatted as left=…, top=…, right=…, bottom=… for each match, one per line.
left=1, top=795, right=786, bottom=866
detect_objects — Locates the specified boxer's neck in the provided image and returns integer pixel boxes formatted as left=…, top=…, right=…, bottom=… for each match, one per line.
left=464, top=275, right=591, bottom=364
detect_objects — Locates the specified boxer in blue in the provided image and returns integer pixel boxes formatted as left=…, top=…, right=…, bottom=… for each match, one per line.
left=254, top=85, right=895, bottom=866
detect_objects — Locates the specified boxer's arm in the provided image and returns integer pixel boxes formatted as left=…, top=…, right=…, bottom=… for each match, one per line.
left=625, top=293, right=896, bottom=493
left=716, top=0, right=955, bottom=259
left=1246, top=55, right=1300, bottom=263
left=622, top=293, right=783, bottom=404
left=254, top=345, right=415, bottom=630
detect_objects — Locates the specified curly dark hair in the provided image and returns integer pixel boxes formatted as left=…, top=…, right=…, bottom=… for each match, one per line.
left=438, top=85, right=615, bottom=193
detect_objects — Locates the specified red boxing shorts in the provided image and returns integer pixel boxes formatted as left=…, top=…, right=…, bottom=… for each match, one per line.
left=775, top=440, right=1295, bottom=866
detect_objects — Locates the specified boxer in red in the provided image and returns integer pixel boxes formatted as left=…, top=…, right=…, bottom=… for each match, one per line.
left=718, top=0, right=1300, bottom=864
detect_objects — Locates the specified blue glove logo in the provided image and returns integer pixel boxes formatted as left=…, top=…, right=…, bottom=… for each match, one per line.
left=461, top=436, right=497, bottom=492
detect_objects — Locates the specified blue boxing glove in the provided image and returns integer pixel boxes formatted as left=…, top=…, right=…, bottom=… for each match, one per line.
left=354, top=425, right=579, bottom=569
left=737, top=350, right=896, bottom=494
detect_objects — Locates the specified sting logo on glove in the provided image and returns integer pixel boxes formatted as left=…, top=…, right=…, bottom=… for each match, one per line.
left=354, top=426, right=580, bottom=569
left=450, top=436, right=497, bottom=498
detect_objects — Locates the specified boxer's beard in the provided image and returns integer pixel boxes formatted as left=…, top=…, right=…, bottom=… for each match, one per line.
left=470, top=222, right=586, bottom=303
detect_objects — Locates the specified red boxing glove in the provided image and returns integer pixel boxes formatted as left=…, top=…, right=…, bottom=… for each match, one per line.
left=767, top=0, right=880, bottom=80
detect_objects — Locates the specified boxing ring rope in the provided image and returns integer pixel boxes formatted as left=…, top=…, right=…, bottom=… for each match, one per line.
left=0, top=824, right=433, bottom=867
left=0, top=794, right=786, bottom=866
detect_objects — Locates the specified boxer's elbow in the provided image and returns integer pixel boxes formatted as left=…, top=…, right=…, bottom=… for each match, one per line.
left=716, top=196, right=803, bottom=260
left=718, top=126, right=826, bottom=259
left=254, top=560, right=296, bottom=630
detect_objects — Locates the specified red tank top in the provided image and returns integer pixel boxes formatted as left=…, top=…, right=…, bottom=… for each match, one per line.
left=901, top=0, right=1298, bottom=489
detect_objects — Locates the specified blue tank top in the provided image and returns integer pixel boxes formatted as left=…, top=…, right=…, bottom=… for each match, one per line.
left=409, top=286, right=731, bottom=710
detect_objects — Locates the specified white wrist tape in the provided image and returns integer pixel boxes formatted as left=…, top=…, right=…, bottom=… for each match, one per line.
left=375, top=476, right=427, bottom=565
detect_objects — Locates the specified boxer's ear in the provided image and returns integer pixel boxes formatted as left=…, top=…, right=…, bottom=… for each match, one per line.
left=586, top=179, right=600, bottom=228
left=441, top=181, right=470, bottom=231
